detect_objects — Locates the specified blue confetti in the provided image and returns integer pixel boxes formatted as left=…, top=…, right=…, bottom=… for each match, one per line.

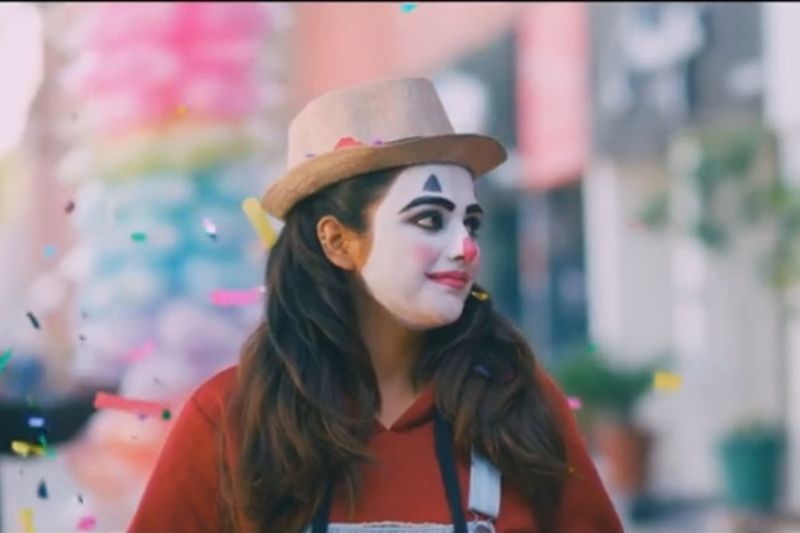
left=400, top=3, right=418, bottom=13
left=37, top=479, right=48, bottom=499
left=44, top=244, right=57, bottom=258
left=28, top=417, right=45, bottom=428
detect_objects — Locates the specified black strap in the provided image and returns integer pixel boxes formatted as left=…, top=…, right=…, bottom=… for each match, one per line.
left=434, top=410, right=469, bottom=533
left=311, top=477, right=335, bottom=533
left=310, top=410, right=469, bottom=533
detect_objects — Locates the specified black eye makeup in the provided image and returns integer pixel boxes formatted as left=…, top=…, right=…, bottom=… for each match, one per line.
left=464, top=216, right=482, bottom=238
left=400, top=197, right=484, bottom=235
left=410, top=210, right=444, bottom=231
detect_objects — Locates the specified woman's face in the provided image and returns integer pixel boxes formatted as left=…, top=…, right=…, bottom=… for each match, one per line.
left=358, top=163, right=482, bottom=330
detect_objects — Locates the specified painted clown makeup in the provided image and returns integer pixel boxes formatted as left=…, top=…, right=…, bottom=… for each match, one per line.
left=359, top=163, right=482, bottom=330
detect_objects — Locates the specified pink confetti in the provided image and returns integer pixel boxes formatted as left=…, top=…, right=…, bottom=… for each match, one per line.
left=122, top=340, right=156, bottom=363
left=77, top=515, right=97, bottom=531
left=210, top=288, right=263, bottom=307
left=202, top=217, right=217, bottom=239
left=567, top=396, right=582, bottom=410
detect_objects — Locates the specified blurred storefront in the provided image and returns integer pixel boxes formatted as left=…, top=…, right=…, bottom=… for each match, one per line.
left=587, top=2, right=799, bottom=526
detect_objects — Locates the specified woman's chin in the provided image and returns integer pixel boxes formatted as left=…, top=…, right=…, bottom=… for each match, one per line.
left=400, top=306, right=465, bottom=331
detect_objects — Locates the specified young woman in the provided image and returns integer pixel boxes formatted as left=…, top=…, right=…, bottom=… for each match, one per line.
left=128, top=78, right=623, bottom=533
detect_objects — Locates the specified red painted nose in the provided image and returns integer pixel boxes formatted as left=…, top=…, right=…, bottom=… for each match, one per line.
left=463, top=237, right=478, bottom=263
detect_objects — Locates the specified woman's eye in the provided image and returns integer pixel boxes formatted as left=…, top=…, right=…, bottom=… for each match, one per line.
left=413, top=212, right=444, bottom=231
left=465, top=217, right=481, bottom=238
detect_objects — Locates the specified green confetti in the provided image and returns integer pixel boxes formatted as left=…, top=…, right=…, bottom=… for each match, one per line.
left=0, top=348, right=11, bottom=372
left=161, top=409, right=172, bottom=421
left=131, top=232, right=147, bottom=242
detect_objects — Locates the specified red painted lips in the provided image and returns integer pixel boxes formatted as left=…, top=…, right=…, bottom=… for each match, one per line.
left=425, top=270, right=471, bottom=289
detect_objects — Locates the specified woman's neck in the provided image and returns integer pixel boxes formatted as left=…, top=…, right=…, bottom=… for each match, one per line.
left=354, top=290, right=424, bottom=426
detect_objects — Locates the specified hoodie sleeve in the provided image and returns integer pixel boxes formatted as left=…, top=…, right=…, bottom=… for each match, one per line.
left=126, top=393, right=223, bottom=533
left=536, top=367, right=625, bottom=533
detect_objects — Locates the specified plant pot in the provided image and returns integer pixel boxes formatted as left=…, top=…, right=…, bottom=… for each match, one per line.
left=718, top=431, right=785, bottom=512
left=593, top=420, right=652, bottom=496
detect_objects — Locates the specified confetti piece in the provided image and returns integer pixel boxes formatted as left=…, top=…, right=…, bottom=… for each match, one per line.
left=202, top=216, right=218, bottom=241
left=334, top=136, right=364, bottom=149
left=37, top=479, right=48, bottom=499
left=400, top=2, right=418, bottom=13
left=242, top=197, right=278, bottom=249
left=305, top=152, right=315, bottom=158
left=65, top=200, right=75, bottom=213
left=210, top=288, right=263, bottom=307
left=372, top=139, right=384, bottom=145
left=93, top=391, right=169, bottom=419
left=473, top=364, right=491, bottom=378
left=471, top=289, right=489, bottom=301
left=43, top=244, right=57, bottom=258
left=19, top=508, right=34, bottom=533
left=0, top=348, right=11, bottom=372
left=175, top=104, right=188, bottom=118
left=567, top=396, right=582, bottom=410
left=11, top=441, right=46, bottom=457
left=653, top=371, right=682, bottom=391
left=131, top=232, right=147, bottom=242
left=79, top=334, right=86, bottom=341
left=37, top=435, right=55, bottom=457
left=122, top=340, right=156, bottom=363
left=78, top=494, right=84, bottom=504
left=26, top=312, right=40, bottom=329
left=27, top=416, right=44, bottom=428
left=77, top=515, right=96, bottom=531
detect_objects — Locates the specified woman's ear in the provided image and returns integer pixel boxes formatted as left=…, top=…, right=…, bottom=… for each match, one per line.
left=316, top=215, right=363, bottom=271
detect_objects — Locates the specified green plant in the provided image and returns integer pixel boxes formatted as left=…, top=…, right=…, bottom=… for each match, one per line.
left=637, top=124, right=800, bottom=291
left=551, top=344, right=664, bottom=424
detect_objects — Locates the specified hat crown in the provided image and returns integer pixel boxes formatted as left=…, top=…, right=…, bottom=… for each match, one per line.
left=286, top=78, right=455, bottom=169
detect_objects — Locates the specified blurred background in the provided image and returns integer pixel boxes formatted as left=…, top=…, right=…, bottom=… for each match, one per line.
left=0, top=2, right=798, bottom=532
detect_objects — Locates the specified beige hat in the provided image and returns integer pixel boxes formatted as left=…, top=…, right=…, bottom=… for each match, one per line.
left=261, top=77, right=507, bottom=220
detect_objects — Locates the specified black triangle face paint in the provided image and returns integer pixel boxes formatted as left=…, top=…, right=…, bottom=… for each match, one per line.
left=422, top=174, right=442, bottom=192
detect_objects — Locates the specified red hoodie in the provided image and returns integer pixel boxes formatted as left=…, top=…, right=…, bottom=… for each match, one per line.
left=128, top=365, right=623, bottom=533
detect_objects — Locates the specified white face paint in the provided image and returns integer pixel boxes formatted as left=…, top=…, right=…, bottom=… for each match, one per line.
left=359, top=163, right=483, bottom=330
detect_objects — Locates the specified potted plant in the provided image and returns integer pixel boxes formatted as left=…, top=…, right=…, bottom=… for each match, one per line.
left=551, top=345, right=662, bottom=498
left=718, top=420, right=786, bottom=513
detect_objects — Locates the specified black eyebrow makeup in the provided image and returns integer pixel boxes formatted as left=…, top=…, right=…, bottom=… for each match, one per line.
left=466, top=204, right=484, bottom=216
left=398, top=196, right=456, bottom=214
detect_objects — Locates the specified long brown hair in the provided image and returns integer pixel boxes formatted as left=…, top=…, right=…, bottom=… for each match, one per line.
left=222, top=168, right=569, bottom=532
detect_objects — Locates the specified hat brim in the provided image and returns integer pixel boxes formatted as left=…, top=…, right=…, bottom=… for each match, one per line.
left=262, top=134, right=507, bottom=220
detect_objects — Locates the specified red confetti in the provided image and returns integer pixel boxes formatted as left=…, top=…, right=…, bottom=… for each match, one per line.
left=334, top=136, right=364, bottom=149
left=93, top=392, right=168, bottom=419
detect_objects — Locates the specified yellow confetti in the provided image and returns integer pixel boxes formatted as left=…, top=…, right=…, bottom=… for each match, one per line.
left=175, top=104, right=188, bottom=118
left=19, top=507, right=34, bottom=533
left=242, top=197, right=278, bottom=250
left=653, top=371, right=682, bottom=391
left=471, top=289, right=489, bottom=301
left=11, top=441, right=46, bottom=457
